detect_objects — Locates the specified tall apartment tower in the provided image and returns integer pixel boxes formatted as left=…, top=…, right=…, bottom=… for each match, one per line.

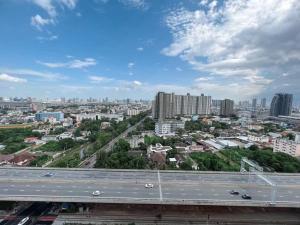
left=220, top=99, right=234, bottom=117
left=270, top=93, right=293, bottom=117
left=261, top=98, right=267, bottom=108
left=252, top=98, right=257, bottom=110
left=152, top=92, right=211, bottom=120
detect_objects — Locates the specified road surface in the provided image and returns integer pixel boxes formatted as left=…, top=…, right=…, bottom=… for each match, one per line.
left=0, top=167, right=300, bottom=207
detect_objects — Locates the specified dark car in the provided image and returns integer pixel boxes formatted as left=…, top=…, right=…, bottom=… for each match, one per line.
left=242, top=194, right=252, bottom=199
left=44, top=172, right=54, bottom=177
left=230, top=190, right=239, bottom=195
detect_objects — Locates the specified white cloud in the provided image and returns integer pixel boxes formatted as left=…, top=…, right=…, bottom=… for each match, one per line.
left=0, top=73, right=27, bottom=83
left=162, top=0, right=300, bottom=98
left=36, top=35, right=58, bottom=41
left=119, top=0, right=148, bottom=10
left=89, top=75, right=112, bottom=83
left=137, top=47, right=144, bottom=51
left=32, top=0, right=57, bottom=17
left=133, top=80, right=142, bottom=86
left=60, top=85, right=92, bottom=93
left=195, top=77, right=213, bottom=81
left=30, top=0, right=78, bottom=29
left=31, top=14, right=54, bottom=30
left=37, top=58, right=97, bottom=69
left=175, top=67, right=182, bottom=72
left=0, top=68, right=66, bottom=80
left=128, top=62, right=135, bottom=68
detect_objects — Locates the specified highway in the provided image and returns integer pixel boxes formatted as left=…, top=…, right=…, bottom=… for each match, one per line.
left=0, top=167, right=300, bottom=207
left=79, top=116, right=147, bottom=168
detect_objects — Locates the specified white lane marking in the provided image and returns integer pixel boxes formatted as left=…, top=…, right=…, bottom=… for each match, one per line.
left=56, top=186, right=61, bottom=188
left=19, top=190, right=24, bottom=192
left=3, top=189, right=8, bottom=191
left=68, top=191, right=73, bottom=193
left=117, top=192, right=121, bottom=194
left=10, top=185, right=15, bottom=187
left=157, top=170, right=163, bottom=202
left=26, top=185, right=30, bottom=187
left=36, top=190, right=40, bottom=192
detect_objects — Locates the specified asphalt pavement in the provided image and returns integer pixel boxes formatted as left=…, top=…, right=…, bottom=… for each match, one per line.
left=0, top=168, right=300, bottom=207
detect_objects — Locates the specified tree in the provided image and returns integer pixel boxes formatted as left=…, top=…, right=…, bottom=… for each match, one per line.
left=249, top=144, right=259, bottom=151
left=287, top=133, right=295, bottom=141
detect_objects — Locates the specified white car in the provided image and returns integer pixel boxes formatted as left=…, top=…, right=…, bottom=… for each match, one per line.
left=18, top=217, right=30, bottom=225
left=92, top=190, right=102, bottom=196
left=144, top=183, right=154, bottom=188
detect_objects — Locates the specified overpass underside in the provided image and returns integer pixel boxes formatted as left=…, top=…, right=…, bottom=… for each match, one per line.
left=58, top=203, right=300, bottom=225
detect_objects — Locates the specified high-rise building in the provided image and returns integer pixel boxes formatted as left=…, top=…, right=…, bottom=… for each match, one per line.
left=270, top=93, right=293, bottom=117
left=220, top=99, right=234, bottom=116
left=261, top=98, right=267, bottom=108
left=152, top=92, right=211, bottom=120
left=252, top=98, right=257, bottom=110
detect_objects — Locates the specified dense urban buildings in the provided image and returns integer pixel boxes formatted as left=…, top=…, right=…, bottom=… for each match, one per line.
left=270, top=93, right=293, bottom=117
left=220, top=99, right=234, bottom=116
left=152, top=92, right=211, bottom=120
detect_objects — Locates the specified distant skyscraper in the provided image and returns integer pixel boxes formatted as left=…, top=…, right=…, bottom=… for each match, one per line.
left=261, top=98, right=267, bottom=108
left=152, top=92, right=211, bottom=120
left=252, top=98, right=257, bottom=110
left=220, top=99, right=234, bottom=117
left=270, top=93, right=293, bottom=117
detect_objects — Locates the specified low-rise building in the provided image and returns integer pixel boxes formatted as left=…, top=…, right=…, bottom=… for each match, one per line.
left=41, top=135, right=58, bottom=142
left=147, top=143, right=172, bottom=155
left=273, top=138, right=300, bottom=157
left=58, top=132, right=73, bottom=140
left=63, top=117, right=73, bottom=127
left=127, top=108, right=140, bottom=116
left=100, top=122, right=111, bottom=130
left=128, top=135, right=144, bottom=148
left=155, top=121, right=184, bottom=136
left=74, top=113, right=124, bottom=123
left=24, top=137, right=39, bottom=144
left=248, top=135, right=269, bottom=143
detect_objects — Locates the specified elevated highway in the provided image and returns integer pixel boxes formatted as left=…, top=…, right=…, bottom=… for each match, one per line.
left=0, top=167, right=300, bottom=208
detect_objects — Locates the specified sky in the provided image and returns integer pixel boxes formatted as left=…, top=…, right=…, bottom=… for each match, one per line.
left=0, top=0, right=299, bottom=103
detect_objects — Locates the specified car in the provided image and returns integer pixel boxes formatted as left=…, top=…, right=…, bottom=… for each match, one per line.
left=230, top=190, right=239, bottom=195
left=92, top=190, right=102, bottom=196
left=241, top=194, right=252, bottom=200
left=17, top=217, right=30, bottom=225
left=144, top=183, right=154, bottom=188
left=44, top=172, right=54, bottom=177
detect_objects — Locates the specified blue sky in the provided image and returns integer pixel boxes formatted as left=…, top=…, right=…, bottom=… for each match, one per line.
left=0, top=0, right=299, bottom=103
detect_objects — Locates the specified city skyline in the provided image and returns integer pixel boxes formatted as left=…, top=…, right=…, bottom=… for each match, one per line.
left=0, top=0, right=299, bottom=103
